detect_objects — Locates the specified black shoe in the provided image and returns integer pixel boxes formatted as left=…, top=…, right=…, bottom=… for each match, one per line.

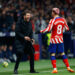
left=30, top=70, right=39, bottom=73
left=14, top=70, right=18, bottom=74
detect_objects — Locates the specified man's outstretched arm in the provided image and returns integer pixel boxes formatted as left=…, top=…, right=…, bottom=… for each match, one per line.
left=40, top=19, right=53, bottom=33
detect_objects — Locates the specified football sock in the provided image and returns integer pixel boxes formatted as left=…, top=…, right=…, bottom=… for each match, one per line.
left=51, top=56, right=56, bottom=68
left=62, top=55, right=70, bottom=67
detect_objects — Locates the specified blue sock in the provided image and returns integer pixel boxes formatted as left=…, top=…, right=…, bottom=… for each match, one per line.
left=50, top=56, right=56, bottom=60
left=62, top=55, right=67, bottom=59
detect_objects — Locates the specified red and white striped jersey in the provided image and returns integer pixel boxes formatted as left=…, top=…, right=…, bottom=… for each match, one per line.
left=40, top=17, right=69, bottom=44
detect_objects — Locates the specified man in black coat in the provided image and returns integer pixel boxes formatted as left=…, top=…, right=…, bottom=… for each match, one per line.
left=14, top=12, right=37, bottom=74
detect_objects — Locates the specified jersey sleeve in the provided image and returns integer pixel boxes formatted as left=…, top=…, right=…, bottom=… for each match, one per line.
left=40, top=19, right=53, bottom=33
left=64, top=19, right=69, bottom=31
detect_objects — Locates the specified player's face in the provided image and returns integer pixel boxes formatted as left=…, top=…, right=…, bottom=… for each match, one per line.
left=25, top=13, right=31, bottom=21
left=52, top=10, right=55, bottom=17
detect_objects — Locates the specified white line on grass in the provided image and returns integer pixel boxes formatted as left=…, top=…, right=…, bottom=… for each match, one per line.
left=12, top=68, right=75, bottom=75
left=41, top=69, right=67, bottom=73
left=0, top=64, right=75, bottom=72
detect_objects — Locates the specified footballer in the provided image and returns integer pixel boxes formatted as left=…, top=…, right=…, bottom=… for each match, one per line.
left=40, top=8, right=74, bottom=73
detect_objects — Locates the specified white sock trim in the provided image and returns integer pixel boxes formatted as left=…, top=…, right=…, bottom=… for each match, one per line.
left=54, top=68, right=57, bottom=70
left=67, top=67, right=70, bottom=68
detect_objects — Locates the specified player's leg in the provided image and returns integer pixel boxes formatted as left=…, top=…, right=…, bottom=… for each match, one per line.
left=50, top=53, right=58, bottom=73
left=49, top=43, right=58, bottom=73
left=60, top=52, right=69, bottom=68
left=60, top=52, right=74, bottom=72
left=58, top=43, right=74, bottom=72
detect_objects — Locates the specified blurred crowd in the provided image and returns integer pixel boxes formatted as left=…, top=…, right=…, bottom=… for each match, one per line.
left=0, top=0, right=75, bottom=32
left=0, top=44, right=16, bottom=63
left=0, top=0, right=75, bottom=61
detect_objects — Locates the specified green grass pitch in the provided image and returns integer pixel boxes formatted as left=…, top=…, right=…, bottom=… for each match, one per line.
left=0, top=59, right=75, bottom=75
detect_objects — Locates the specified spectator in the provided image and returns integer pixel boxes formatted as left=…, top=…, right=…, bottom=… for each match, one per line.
left=2, top=45, right=11, bottom=62
left=0, top=46, right=4, bottom=63
left=35, top=16, right=46, bottom=31
left=0, top=0, right=75, bottom=60
left=0, top=0, right=75, bottom=32
left=7, top=45, right=16, bottom=62
left=72, top=23, right=75, bottom=33
left=0, top=46, right=3, bottom=58
left=67, top=16, right=74, bottom=32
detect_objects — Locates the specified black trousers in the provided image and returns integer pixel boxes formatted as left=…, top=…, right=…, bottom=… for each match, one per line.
left=14, top=41, right=35, bottom=71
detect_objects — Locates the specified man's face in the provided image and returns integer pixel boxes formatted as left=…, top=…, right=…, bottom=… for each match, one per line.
left=51, top=10, right=55, bottom=17
left=25, top=13, right=31, bottom=21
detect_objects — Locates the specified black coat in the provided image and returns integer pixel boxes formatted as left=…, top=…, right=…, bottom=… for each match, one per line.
left=15, top=17, right=33, bottom=53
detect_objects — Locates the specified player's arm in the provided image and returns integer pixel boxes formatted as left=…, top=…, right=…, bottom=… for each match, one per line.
left=40, top=19, right=53, bottom=33
left=64, top=19, right=69, bottom=31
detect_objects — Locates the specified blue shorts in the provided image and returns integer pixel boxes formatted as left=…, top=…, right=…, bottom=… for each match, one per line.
left=48, top=43, right=64, bottom=53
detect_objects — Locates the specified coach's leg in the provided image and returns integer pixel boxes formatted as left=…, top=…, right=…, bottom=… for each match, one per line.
left=27, top=42, right=38, bottom=73
left=14, top=52, right=23, bottom=74
left=50, top=53, right=58, bottom=73
left=26, top=42, right=35, bottom=72
left=60, top=52, right=74, bottom=72
left=14, top=55, right=22, bottom=70
left=29, top=51, right=35, bottom=72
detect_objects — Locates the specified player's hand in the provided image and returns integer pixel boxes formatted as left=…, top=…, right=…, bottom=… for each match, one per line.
left=31, top=39, right=35, bottom=45
left=24, top=36, right=31, bottom=41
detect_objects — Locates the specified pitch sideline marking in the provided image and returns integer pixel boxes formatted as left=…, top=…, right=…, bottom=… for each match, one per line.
left=0, top=64, right=75, bottom=72
left=12, top=68, right=75, bottom=75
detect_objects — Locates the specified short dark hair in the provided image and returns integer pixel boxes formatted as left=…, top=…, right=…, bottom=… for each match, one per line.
left=22, top=10, right=31, bottom=16
left=52, top=10, right=57, bottom=15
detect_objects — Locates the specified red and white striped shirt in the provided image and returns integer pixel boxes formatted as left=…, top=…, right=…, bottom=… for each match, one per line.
left=40, top=17, right=69, bottom=44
